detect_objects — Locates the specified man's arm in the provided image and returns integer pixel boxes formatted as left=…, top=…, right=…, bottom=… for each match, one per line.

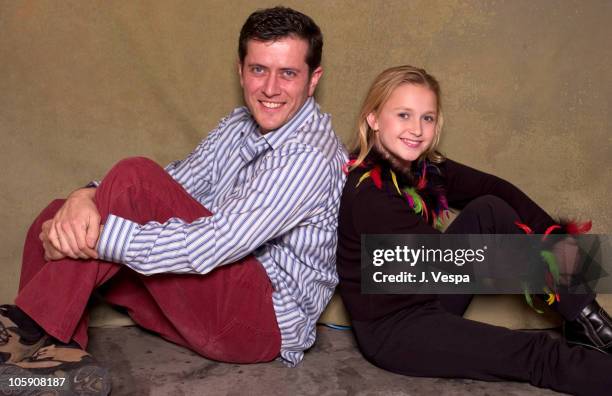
left=97, top=148, right=332, bottom=275
left=42, top=115, right=232, bottom=261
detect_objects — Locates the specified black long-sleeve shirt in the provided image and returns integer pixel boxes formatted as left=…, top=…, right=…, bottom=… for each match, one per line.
left=336, top=158, right=556, bottom=321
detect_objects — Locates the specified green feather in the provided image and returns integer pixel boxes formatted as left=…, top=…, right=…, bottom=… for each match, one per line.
left=523, top=286, right=544, bottom=314
left=541, top=250, right=560, bottom=284
left=403, top=187, right=423, bottom=214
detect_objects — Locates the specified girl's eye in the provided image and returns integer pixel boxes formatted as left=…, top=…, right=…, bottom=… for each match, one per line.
left=398, top=112, right=410, bottom=119
left=423, top=115, right=436, bottom=123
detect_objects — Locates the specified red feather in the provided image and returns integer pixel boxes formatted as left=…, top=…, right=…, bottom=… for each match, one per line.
left=543, top=225, right=561, bottom=236
left=370, top=165, right=382, bottom=189
left=541, top=224, right=562, bottom=241
left=566, top=220, right=592, bottom=235
left=342, top=159, right=357, bottom=174
left=417, top=162, right=427, bottom=190
left=514, top=221, right=533, bottom=234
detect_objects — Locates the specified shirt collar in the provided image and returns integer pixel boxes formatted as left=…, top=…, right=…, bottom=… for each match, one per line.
left=262, top=96, right=317, bottom=150
left=238, top=97, right=317, bottom=163
left=239, top=124, right=269, bottom=163
left=240, top=97, right=317, bottom=148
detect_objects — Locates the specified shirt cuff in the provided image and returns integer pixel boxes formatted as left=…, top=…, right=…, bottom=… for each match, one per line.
left=97, top=214, right=139, bottom=263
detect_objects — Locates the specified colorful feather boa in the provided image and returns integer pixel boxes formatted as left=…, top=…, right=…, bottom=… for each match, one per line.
left=348, top=157, right=450, bottom=231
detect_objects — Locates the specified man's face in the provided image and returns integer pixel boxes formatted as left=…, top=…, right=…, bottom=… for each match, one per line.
left=238, top=37, right=322, bottom=134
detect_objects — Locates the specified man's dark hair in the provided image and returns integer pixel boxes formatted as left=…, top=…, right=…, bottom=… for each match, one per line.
left=238, top=7, right=323, bottom=73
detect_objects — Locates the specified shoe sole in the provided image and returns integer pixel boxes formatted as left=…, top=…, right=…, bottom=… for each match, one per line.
left=565, top=339, right=609, bottom=355
left=7, top=334, right=50, bottom=364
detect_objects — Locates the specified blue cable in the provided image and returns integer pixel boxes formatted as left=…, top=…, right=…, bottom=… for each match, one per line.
left=321, top=323, right=352, bottom=330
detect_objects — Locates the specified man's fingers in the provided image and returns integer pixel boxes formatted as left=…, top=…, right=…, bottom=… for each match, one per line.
left=84, top=248, right=97, bottom=259
left=85, top=220, right=100, bottom=249
left=54, top=223, right=78, bottom=259
left=39, top=221, right=50, bottom=242
left=47, top=224, right=62, bottom=252
left=41, top=219, right=52, bottom=234
left=85, top=221, right=100, bottom=259
left=42, top=239, right=65, bottom=261
left=60, top=221, right=88, bottom=259
left=47, top=219, right=97, bottom=260
left=69, top=221, right=94, bottom=259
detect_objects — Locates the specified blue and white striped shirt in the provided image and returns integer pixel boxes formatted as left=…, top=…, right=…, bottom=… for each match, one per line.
left=97, top=97, right=347, bottom=366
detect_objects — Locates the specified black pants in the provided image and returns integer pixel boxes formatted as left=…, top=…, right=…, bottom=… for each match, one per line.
left=351, top=196, right=611, bottom=396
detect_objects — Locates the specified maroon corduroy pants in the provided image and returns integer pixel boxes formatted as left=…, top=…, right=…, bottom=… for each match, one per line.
left=15, top=157, right=281, bottom=363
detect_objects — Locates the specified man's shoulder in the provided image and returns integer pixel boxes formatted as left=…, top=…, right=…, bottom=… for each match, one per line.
left=203, top=106, right=254, bottom=148
left=216, top=106, right=253, bottom=131
left=282, top=110, right=347, bottom=164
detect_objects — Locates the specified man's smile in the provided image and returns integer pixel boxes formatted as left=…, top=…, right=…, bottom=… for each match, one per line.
left=259, top=100, right=284, bottom=109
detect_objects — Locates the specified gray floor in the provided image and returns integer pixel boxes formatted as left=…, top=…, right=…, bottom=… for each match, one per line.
left=88, top=326, right=565, bottom=396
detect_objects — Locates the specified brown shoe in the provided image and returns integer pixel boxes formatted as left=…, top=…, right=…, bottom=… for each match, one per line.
left=0, top=305, right=47, bottom=363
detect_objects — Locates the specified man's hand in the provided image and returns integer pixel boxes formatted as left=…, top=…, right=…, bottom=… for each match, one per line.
left=42, top=188, right=101, bottom=260
left=40, top=220, right=67, bottom=261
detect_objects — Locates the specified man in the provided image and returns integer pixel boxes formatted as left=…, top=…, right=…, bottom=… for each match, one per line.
left=1, top=6, right=347, bottom=392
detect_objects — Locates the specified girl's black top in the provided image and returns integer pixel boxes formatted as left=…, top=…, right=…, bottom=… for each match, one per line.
left=336, top=154, right=556, bottom=321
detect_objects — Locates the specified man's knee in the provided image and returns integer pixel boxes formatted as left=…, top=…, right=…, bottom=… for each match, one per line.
left=102, top=157, right=166, bottom=187
left=109, top=157, right=163, bottom=177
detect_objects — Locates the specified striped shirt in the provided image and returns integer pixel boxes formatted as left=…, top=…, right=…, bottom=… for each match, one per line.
left=97, top=97, right=348, bottom=366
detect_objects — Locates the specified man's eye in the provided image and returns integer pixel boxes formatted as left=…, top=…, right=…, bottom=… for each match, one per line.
left=251, top=66, right=264, bottom=74
left=282, top=70, right=297, bottom=78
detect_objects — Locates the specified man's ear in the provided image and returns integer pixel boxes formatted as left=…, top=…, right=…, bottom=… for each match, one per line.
left=307, top=66, right=323, bottom=96
left=237, top=61, right=244, bottom=87
left=366, top=112, right=379, bottom=131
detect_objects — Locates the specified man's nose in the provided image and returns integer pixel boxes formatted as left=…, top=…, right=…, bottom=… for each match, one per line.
left=263, top=74, right=281, bottom=97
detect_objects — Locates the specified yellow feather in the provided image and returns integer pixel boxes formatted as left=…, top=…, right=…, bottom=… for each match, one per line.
left=389, top=170, right=402, bottom=195
left=356, top=171, right=372, bottom=187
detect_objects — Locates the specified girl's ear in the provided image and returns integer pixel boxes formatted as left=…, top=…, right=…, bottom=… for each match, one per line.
left=366, top=112, right=379, bottom=131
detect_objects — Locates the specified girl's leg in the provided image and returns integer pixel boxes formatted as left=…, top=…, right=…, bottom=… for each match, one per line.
left=352, top=302, right=612, bottom=396
left=352, top=195, right=612, bottom=395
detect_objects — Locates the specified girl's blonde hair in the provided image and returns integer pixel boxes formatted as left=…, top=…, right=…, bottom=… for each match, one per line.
left=349, top=65, right=445, bottom=170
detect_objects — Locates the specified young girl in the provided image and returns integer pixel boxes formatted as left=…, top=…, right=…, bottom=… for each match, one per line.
left=336, top=65, right=612, bottom=396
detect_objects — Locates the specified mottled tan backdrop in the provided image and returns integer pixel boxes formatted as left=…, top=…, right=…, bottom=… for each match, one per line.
left=1, top=0, right=610, bottom=302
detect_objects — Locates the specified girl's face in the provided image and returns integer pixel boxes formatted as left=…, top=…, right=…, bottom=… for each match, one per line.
left=367, top=83, right=438, bottom=168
